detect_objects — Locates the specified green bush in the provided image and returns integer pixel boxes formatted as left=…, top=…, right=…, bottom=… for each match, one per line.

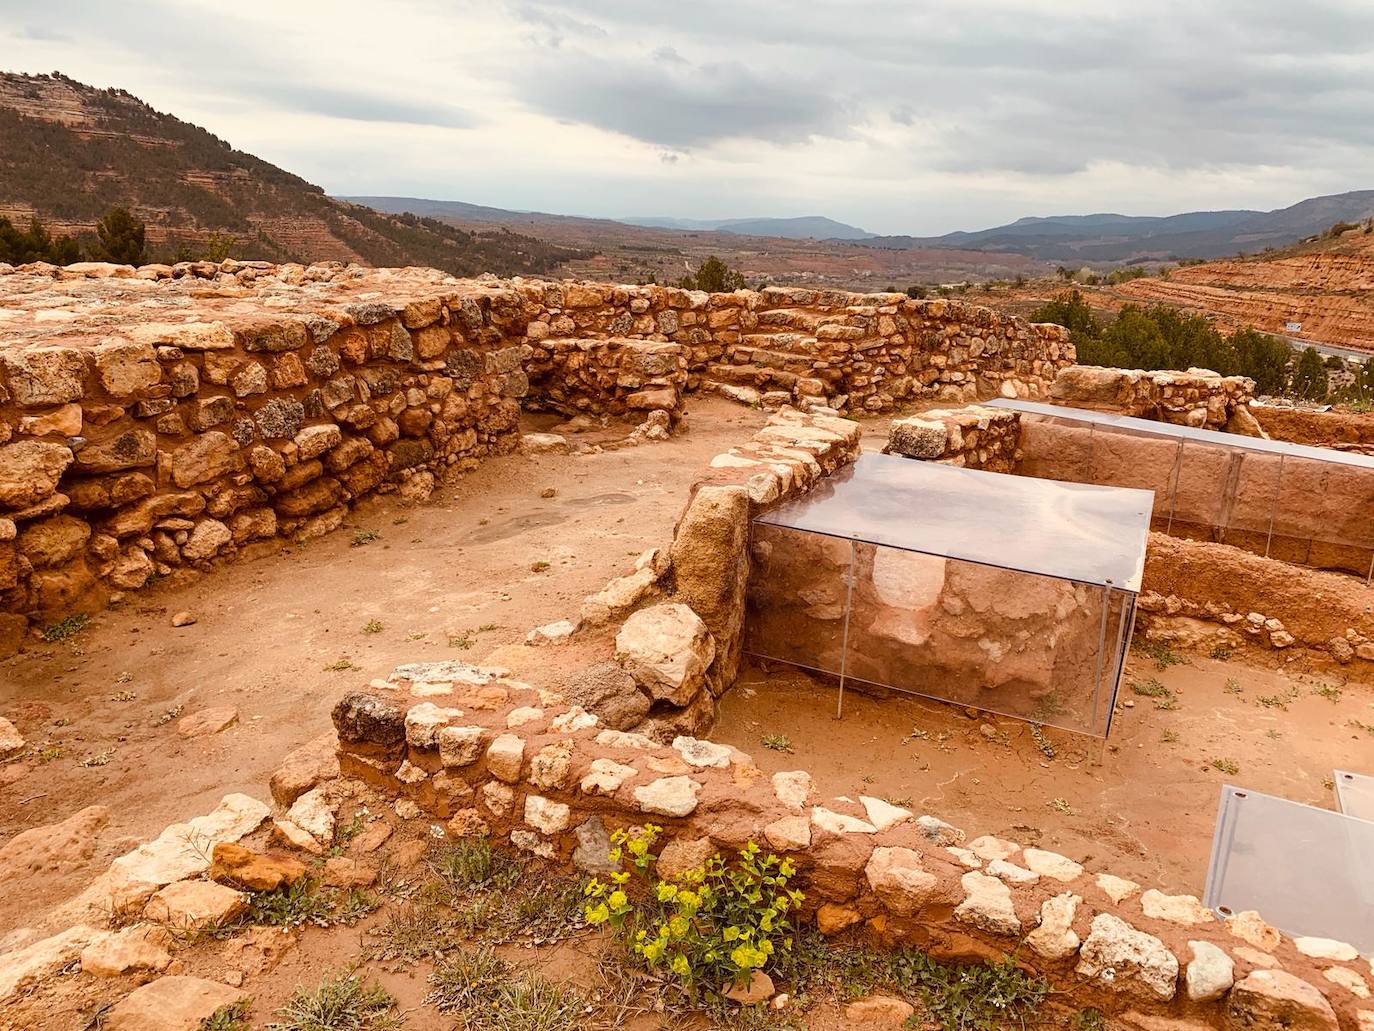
left=584, top=825, right=803, bottom=998
left=678, top=255, right=746, bottom=292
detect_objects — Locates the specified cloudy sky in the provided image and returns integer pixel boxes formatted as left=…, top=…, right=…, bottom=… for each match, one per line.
left=3, top=0, right=1372, bottom=235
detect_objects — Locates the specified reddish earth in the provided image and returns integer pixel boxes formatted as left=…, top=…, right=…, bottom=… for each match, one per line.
left=715, top=653, right=1374, bottom=893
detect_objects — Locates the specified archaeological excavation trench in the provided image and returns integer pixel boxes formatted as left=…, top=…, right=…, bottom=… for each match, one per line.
left=2, top=261, right=1372, bottom=1031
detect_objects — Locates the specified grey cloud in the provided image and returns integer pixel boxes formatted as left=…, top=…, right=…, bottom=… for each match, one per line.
left=513, top=50, right=851, bottom=147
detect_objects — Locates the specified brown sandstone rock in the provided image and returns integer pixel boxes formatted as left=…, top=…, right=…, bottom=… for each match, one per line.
left=80, top=925, right=172, bottom=977
left=17, top=514, right=90, bottom=568
left=1226, top=970, right=1339, bottom=1031
left=0, top=804, right=109, bottom=882
left=0, top=441, right=73, bottom=509
left=144, top=879, right=248, bottom=930
left=103, top=975, right=244, bottom=1031
left=209, top=842, right=306, bottom=891
left=177, top=706, right=238, bottom=738
left=669, top=485, right=750, bottom=687
left=615, top=603, right=716, bottom=705
left=844, top=995, right=916, bottom=1026
left=269, top=732, right=340, bottom=805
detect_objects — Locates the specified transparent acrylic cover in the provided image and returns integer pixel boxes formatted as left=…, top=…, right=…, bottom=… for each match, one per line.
left=986, top=398, right=1374, bottom=471
left=756, top=452, right=1152, bottom=591
left=1335, top=770, right=1374, bottom=822
left=1203, top=785, right=1374, bottom=953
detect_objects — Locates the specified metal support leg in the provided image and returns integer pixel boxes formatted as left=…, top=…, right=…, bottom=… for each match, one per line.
left=1264, top=455, right=1284, bottom=559
left=835, top=540, right=857, bottom=719
left=1165, top=440, right=1184, bottom=535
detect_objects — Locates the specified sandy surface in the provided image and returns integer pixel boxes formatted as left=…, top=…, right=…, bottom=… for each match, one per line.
left=715, top=652, right=1374, bottom=893
left=0, top=397, right=769, bottom=932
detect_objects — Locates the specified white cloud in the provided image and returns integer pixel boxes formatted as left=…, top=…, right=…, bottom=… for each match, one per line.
left=0, top=0, right=1370, bottom=234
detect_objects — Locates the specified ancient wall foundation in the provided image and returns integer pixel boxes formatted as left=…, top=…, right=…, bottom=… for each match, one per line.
left=1049, top=365, right=1257, bottom=431
left=0, top=260, right=1072, bottom=650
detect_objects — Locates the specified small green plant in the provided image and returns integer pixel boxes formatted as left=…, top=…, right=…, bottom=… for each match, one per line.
left=1154, top=696, right=1180, bottom=711
left=584, top=826, right=803, bottom=1000
left=1349, top=719, right=1374, bottom=737
left=249, top=878, right=335, bottom=928
left=199, top=999, right=252, bottom=1031
left=427, top=945, right=584, bottom=1031
left=890, top=951, right=1049, bottom=1031
left=1129, top=677, right=1170, bottom=698
left=1255, top=693, right=1288, bottom=710
left=267, top=972, right=401, bottom=1031
left=1265, top=729, right=1282, bottom=740
left=323, top=657, right=360, bottom=672
left=360, top=620, right=384, bottom=635
left=38, top=745, right=64, bottom=762
left=1209, top=757, right=1240, bottom=775
left=1224, top=678, right=1244, bottom=695
left=448, top=633, right=474, bottom=649
left=80, top=749, right=114, bottom=768
left=1072, top=1008, right=1107, bottom=1031
left=44, top=614, right=89, bottom=642
left=1160, top=729, right=1179, bottom=743
left=477, top=622, right=499, bottom=632
left=110, top=690, right=137, bottom=702
left=428, top=838, right=523, bottom=897
left=1135, top=639, right=1187, bottom=670
left=368, top=902, right=462, bottom=962
left=1209, top=645, right=1232, bottom=661
left=350, top=530, right=380, bottom=547
left=1311, top=683, right=1342, bottom=702
left=530, top=560, right=551, bottom=573
left=761, top=733, right=793, bottom=753
left=114, top=671, right=133, bottom=684
left=153, top=704, right=184, bottom=726
left=335, top=888, right=381, bottom=926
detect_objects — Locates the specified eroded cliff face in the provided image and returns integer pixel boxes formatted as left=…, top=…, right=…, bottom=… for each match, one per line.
left=1114, top=238, right=1374, bottom=352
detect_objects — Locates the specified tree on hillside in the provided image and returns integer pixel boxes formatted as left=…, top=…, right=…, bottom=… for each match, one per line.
left=0, top=215, right=81, bottom=264
left=95, top=206, right=146, bottom=265
left=679, top=256, right=746, bottom=292
left=1291, top=346, right=1329, bottom=401
left=1228, top=327, right=1291, bottom=396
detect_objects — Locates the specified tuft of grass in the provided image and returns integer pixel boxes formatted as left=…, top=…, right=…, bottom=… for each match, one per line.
left=1129, top=678, right=1170, bottom=698
left=1153, top=696, right=1179, bottom=711
left=1209, top=757, right=1240, bottom=775
left=1265, top=729, right=1282, bottom=740
left=110, top=690, right=137, bottom=702
left=448, top=634, right=474, bottom=649
left=1209, top=645, right=1232, bottom=661
left=427, top=946, right=584, bottom=1031
left=323, top=657, right=360, bottom=672
left=1349, top=719, right=1374, bottom=737
left=153, top=704, right=184, bottom=727
left=1311, top=683, right=1342, bottom=702
left=267, top=972, right=401, bottom=1031
left=38, top=745, right=64, bottom=762
left=79, top=749, right=114, bottom=768
left=1072, top=1009, right=1107, bottom=1031
left=1255, top=693, right=1288, bottom=710
left=368, top=902, right=462, bottom=963
left=248, top=878, right=335, bottom=929
left=44, top=614, right=89, bottom=642
left=761, top=733, right=794, bottom=753
left=350, top=530, right=380, bottom=547
left=476, top=623, right=499, bottom=633
left=360, top=620, right=384, bottom=635
left=428, top=838, right=523, bottom=897
left=199, top=999, right=252, bottom=1031
left=335, top=888, right=381, bottom=926
left=1224, top=678, right=1244, bottom=695
left=1135, top=639, right=1187, bottom=670
left=529, top=560, right=551, bottom=573
left=1160, top=729, right=1179, bottom=744
left=889, top=950, right=1049, bottom=1031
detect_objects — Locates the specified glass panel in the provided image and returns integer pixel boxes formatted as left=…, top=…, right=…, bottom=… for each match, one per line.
left=1087, top=424, right=1181, bottom=529
left=1335, top=770, right=1374, bottom=822
left=1308, top=461, right=1374, bottom=577
left=1170, top=440, right=1234, bottom=542
left=837, top=544, right=1120, bottom=736
left=744, top=523, right=852, bottom=677
left=1203, top=786, right=1374, bottom=953
left=1016, top=415, right=1096, bottom=485
left=758, top=453, right=1153, bottom=591
left=1221, top=451, right=1284, bottom=557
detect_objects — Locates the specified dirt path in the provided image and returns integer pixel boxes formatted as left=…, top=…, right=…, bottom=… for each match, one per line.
left=0, top=397, right=768, bottom=932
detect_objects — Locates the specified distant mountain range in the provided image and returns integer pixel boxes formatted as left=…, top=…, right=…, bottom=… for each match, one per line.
left=0, top=72, right=586, bottom=275
left=616, top=215, right=874, bottom=240
left=866, top=191, right=1374, bottom=262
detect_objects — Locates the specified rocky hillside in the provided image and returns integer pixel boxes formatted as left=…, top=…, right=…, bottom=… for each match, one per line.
left=1113, top=226, right=1374, bottom=351
left=0, top=72, right=587, bottom=275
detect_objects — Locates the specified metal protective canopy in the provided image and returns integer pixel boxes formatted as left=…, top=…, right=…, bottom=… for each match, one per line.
left=985, top=398, right=1374, bottom=471
left=756, top=452, right=1153, bottom=591
left=1203, top=785, right=1374, bottom=953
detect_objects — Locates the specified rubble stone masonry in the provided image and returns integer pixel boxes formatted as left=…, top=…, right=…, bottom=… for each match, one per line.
left=0, top=259, right=1073, bottom=649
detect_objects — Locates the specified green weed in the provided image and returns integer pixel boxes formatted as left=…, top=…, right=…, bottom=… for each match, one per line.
left=267, top=972, right=400, bottom=1031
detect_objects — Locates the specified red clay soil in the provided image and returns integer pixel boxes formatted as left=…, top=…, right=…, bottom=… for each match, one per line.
left=714, top=654, right=1374, bottom=893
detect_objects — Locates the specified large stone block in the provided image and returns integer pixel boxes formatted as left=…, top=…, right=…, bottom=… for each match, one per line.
left=0, top=441, right=73, bottom=509
left=1, top=347, right=86, bottom=405
left=614, top=603, right=716, bottom=706
left=669, top=485, right=750, bottom=689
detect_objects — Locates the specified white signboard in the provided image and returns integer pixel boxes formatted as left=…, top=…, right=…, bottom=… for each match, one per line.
left=1285, top=322, right=1303, bottom=333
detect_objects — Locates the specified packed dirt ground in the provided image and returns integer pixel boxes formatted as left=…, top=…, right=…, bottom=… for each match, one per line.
left=0, top=398, right=770, bottom=939
left=4, top=394, right=1374, bottom=1031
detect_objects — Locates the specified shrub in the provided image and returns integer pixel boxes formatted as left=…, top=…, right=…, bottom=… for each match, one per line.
left=679, top=255, right=746, bottom=292
left=584, top=825, right=803, bottom=999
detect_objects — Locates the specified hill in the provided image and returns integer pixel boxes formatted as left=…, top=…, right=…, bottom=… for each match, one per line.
left=0, top=72, right=586, bottom=275
left=863, top=191, right=1374, bottom=263
left=617, top=215, right=874, bottom=240
left=1111, top=222, right=1374, bottom=353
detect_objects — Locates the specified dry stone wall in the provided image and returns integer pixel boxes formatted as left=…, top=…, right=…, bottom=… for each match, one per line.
left=885, top=404, right=1022, bottom=470
left=1049, top=365, right=1258, bottom=431
left=327, top=669, right=1370, bottom=1031
left=0, top=260, right=1070, bottom=649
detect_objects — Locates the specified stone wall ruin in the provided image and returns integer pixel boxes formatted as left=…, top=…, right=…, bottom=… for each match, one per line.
left=0, top=260, right=1075, bottom=652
